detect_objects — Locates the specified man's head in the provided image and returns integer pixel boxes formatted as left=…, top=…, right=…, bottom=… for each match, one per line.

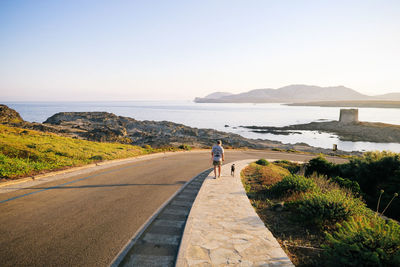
left=217, top=140, right=222, bottom=145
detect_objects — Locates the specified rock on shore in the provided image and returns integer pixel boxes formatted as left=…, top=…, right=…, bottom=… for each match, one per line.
left=42, top=112, right=283, bottom=148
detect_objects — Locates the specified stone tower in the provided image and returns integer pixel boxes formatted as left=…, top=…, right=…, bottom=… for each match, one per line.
left=339, top=109, right=358, bottom=124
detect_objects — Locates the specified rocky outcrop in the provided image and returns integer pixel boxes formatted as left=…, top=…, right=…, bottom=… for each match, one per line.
left=243, top=120, right=400, bottom=143
left=0, top=105, right=23, bottom=124
left=43, top=112, right=271, bottom=148
left=0, top=105, right=74, bottom=136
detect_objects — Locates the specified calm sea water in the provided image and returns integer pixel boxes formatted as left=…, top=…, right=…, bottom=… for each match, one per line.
left=4, top=101, right=400, bottom=153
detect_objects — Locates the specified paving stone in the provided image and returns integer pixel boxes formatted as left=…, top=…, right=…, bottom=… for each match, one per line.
left=126, top=255, right=175, bottom=267
left=148, top=225, right=182, bottom=235
left=175, top=195, right=195, bottom=200
left=179, top=193, right=196, bottom=199
left=143, top=233, right=180, bottom=245
left=171, top=200, right=193, bottom=207
left=187, top=259, right=211, bottom=267
left=209, top=248, right=241, bottom=265
left=154, top=219, right=185, bottom=228
left=187, top=245, right=210, bottom=261
left=158, top=213, right=187, bottom=221
left=182, top=189, right=198, bottom=194
left=123, top=243, right=178, bottom=257
left=163, top=208, right=189, bottom=216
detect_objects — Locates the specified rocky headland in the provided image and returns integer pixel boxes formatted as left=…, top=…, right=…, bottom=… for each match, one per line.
left=0, top=104, right=352, bottom=155
left=242, top=121, right=400, bottom=143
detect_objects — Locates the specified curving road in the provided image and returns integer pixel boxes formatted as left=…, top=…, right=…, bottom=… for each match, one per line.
left=0, top=150, right=346, bottom=267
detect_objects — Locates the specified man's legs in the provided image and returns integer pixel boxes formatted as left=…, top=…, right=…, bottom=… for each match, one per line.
left=214, top=165, right=217, bottom=178
left=218, top=165, right=221, bottom=177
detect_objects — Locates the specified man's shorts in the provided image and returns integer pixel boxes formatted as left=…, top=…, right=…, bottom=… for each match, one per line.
left=213, top=160, right=222, bottom=166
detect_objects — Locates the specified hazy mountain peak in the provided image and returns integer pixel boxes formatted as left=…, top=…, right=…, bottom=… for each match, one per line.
left=203, top=92, right=233, bottom=99
left=194, top=84, right=380, bottom=103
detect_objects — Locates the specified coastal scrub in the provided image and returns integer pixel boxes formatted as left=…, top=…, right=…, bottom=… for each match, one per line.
left=241, top=159, right=400, bottom=266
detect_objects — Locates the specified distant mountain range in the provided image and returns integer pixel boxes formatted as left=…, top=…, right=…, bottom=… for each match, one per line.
left=194, top=85, right=400, bottom=103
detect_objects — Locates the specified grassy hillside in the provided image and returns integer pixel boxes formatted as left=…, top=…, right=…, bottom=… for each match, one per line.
left=0, top=125, right=169, bottom=180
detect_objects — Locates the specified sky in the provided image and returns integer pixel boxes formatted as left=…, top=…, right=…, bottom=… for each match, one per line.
left=0, top=0, right=399, bottom=101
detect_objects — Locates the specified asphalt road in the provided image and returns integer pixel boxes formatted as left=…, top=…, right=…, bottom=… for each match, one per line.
left=0, top=150, right=346, bottom=267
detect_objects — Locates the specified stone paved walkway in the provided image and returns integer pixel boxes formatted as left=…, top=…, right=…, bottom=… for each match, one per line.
left=176, top=160, right=294, bottom=267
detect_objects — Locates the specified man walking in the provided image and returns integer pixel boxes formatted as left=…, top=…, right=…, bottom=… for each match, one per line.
left=211, top=140, right=224, bottom=178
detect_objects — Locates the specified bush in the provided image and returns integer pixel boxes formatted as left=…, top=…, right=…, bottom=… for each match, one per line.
left=89, top=155, right=104, bottom=161
left=255, top=158, right=269, bottom=166
left=270, top=174, right=316, bottom=197
left=241, top=163, right=290, bottom=189
left=305, top=156, right=338, bottom=177
left=142, top=144, right=152, bottom=150
left=305, top=152, right=400, bottom=221
left=324, top=216, right=400, bottom=266
left=330, top=176, right=361, bottom=196
left=178, top=144, right=192, bottom=150
left=274, top=160, right=301, bottom=174
left=288, top=189, right=366, bottom=227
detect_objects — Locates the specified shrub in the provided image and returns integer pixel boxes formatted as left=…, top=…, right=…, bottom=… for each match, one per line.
left=288, top=189, right=366, bottom=227
left=324, top=216, right=400, bottom=266
left=305, top=155, right=337, bottom=177
left=178, top=144, right=192, bottom=150
left=142, top=144, right=152, bottom=150
left=330, top=176, right=361, bottom=196
left=241, top=163, right=290, bottom=188
left=270, top=174, right=316, bottom=197
left=89, top=155, right=104, bottom=161
left=255, top=158, right=269, bottom=166
left=306, top=153, right=400, bottom=220
left=274, top=160, right=301, bottom=174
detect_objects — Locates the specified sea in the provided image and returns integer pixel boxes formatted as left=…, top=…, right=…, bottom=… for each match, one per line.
left=4, top=101, right=400, bottom=153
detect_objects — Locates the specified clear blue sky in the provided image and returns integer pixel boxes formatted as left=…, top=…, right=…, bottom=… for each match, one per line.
left=1, top=0, right=399, bottom=101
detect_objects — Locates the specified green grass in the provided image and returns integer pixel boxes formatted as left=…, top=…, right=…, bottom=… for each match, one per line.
left=0, top=125, right=172, bottom=179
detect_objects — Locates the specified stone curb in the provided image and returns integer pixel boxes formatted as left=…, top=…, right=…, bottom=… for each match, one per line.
left=0, top=149, right=208, bottom=189
left=176, top=159, right=294, bottom=267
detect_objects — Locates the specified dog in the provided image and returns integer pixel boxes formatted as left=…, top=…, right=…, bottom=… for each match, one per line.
left=231, top=164, right=235, bottom=176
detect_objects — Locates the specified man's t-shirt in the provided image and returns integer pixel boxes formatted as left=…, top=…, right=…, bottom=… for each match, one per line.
left=212, top=145, right=224, bottom=161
